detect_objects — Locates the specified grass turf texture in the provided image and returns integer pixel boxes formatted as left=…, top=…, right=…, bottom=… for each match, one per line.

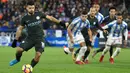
left=0, top=46, right=130, bottom=73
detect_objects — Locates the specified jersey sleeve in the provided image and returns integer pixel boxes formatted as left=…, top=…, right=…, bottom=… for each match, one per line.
left=20, top=17, right=26, bottom=26
left=102, top=22, right=113, bottom=29
left=98, top=14, right=104, bottom=24
left=101, top=17, right=107, bottom=24
left=69, top=18, right=80, bottom=29
left=39, top=12, right=46, bottom=18
left=71, top=18, right=80, bottom=25
left=96, top=21, right=103, bottom=30
left=103, top=21, right=114, bottom=29
left=86, top=20, right=90, bottom=28
left=123, top=23, right=128, bottom=40
left=100, top=16, right=104, bottom=24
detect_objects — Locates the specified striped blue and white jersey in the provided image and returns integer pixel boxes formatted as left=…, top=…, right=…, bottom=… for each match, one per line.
left=102, top=20, right=128, bottom=39
left=95, top=12, right=104, bottom=24
left=69, top=17, right=90, bottom=36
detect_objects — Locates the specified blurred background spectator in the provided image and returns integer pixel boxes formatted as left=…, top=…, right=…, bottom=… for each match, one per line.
left=0, top=0, right=129, bottom=31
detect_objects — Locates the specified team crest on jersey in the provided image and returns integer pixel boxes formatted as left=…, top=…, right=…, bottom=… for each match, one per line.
left=93, top=22, right=96, bottom=25
left=22, top=41, right=25, bottom=43
left=36, top=16, right=40, bottom=20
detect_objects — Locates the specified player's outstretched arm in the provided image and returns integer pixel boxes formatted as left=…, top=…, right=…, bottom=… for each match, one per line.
left=46, top=15, right=60, bottom=23
left=102, top=21, right=114, bottom=30
left=45, top=15, right=66, bottom=28
left=102, top=25, right=108, bottom=29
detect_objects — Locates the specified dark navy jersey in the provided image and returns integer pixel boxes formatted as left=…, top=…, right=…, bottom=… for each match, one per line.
left=102, top=15, right=116, bottom=33
left=102, top=15, right=116, bottom=25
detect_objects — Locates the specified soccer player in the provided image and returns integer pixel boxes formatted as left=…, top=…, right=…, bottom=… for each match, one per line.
left=92, top=7, right=117, bottom=58
left=73, top=7, right=104, bottom=64
left=99, top=13, right=128, bottom=64
left=64, top=10, right=92, bottom=65
left=92, top=3, right=104, bottom=25
left=9, top=1, right=66, bottom=68
left=91, top=3, right=104, bottom=46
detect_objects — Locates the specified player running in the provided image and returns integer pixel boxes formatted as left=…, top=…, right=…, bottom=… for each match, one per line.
left=91, top=3, right=104, bottom=46
left=92, top=7, right=117, bottom=58
left=64, top=10, right=92, bottom=65
left=73, top=7, right=104, bottom=64
left=9, top=1, right=66, bottom=68
left=99, top=13, right=128, bottom=64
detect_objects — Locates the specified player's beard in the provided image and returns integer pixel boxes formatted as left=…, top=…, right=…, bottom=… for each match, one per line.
left=28, top=11, right=34, bottom=15
left=90, top=14, right=95, bottom=18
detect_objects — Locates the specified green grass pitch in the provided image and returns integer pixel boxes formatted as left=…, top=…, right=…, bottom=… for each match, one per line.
left=0, top=46, right=130, bottom=73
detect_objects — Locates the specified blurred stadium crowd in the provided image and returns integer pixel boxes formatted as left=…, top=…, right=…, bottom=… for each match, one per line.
left=0, top=0, right=130, bottom=31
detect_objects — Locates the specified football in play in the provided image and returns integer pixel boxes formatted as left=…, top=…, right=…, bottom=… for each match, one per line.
left=22, top=64, right=33, bottom=73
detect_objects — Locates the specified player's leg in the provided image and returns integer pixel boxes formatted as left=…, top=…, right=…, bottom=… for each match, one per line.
left=31, top=52, right=42, bottom=68
left=99, top=45, right=111, bottom=62
left=110, top=37, right=122, bottom=64
left=82, top=38, right=92, bottom=64
left=83, top=46, right=91, bottom=64
left=72, top=34, right=90, bottom=60
left=75, top=41, right=87, bottom=64
left=110, top=46, right=121, bottom=64
left=111, top=47, right=121, bottom=60
left=73, top=33, right=87, bottom=64
left=111, top=47, right=121, bottom=57
left=110, top=45, right=121, bottom=64
left=9, top=47, right=24, bottom=66
left=74, top=48, right=80, bottom=56
left=109, top=46, right=113, bottom=57
left=13, top=29, right=27, bottom=61
left=92, top=32, right=107, bottom=58
left=64, top=37, right=74, bottom=54
left=97, top=47, right=105, bottom=52
left=101, top=45, right=111, bottom=56
left=64, top=41, right=76, bottom=61
left=99, top=37, right=113, bottom=62
left=64, top=46, right=74, bottom=54
left=10, top=38, right=34, bottom=66
left=92, top=35, right=97, bottom=46
left=91, top=30, right=101, bottom=58
left=31, top=40, right=44, bottom=68
left=72, top=48, right=80, bottom=61
left=92, top=46, right=105, bottom=58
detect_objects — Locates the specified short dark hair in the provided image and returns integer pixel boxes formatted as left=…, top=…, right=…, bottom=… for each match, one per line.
left=92, top=2, right=100, bottom=6
left=116, top=12, right=122, bottom=16
left=81, top=10, right=88, bottom=15
left=109, top=7, right=116, bottom=11
left=27, top=1, right=35, bottom=5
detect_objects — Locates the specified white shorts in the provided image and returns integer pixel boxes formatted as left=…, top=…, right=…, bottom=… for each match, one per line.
left=67, top=32, right=85, bottom=48
left=106, top=36, right=122, bottom=45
